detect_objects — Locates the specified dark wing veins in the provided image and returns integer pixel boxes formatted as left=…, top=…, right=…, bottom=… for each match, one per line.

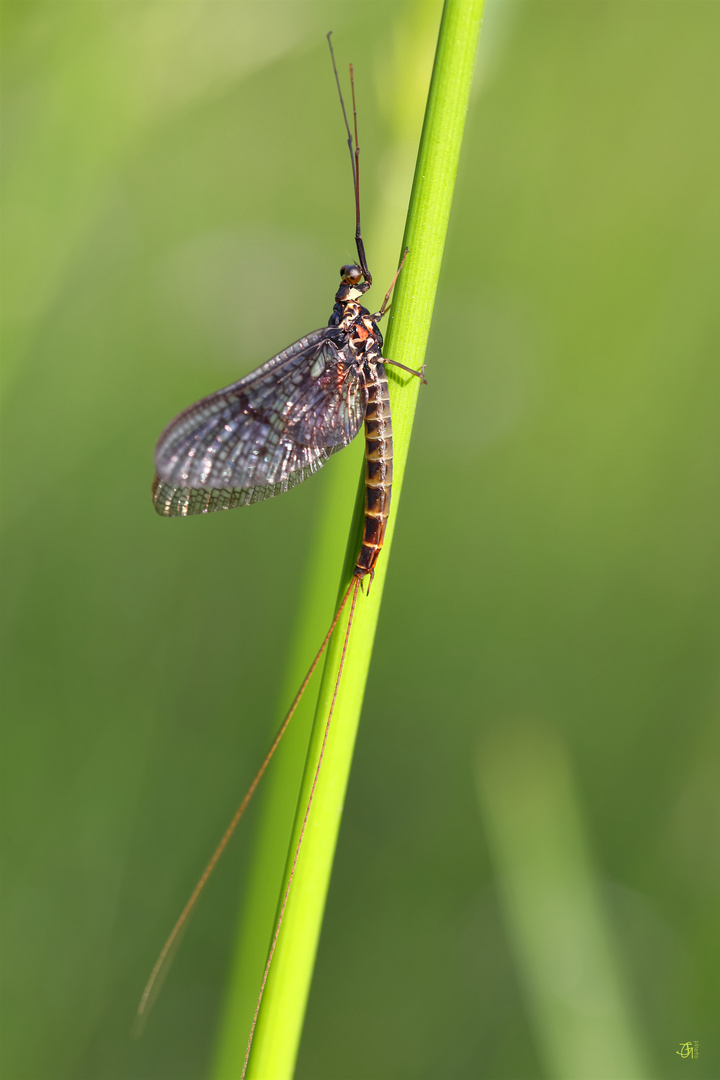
left=153, top=328, right=366, bottom=517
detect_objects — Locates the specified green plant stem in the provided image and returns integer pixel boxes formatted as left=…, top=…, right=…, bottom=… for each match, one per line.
left=241, top=4, right=485, bottom=1077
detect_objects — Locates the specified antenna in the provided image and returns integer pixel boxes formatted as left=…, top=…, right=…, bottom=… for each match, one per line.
left=326, top=32, right=371, bottom=284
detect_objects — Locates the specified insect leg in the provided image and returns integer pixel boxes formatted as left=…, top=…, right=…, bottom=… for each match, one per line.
left=383, top=357, right=427, bottom=384
left=376, top=246, right=409, bottom=317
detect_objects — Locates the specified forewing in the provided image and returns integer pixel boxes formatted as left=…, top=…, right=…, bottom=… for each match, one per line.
left=153, top=328, right=366, bottom=517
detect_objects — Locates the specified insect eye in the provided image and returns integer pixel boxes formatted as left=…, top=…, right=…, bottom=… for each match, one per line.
left=340, top=264, right=362, bottom=284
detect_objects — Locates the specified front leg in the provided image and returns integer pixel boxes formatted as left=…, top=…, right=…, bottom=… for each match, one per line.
left=383, top=357, right=427, bottom=385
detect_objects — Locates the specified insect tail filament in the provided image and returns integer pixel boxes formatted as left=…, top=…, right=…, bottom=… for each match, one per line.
left=134, top=576, right=357, bottom=1034
left=241, top=573, right=362, bottom=1079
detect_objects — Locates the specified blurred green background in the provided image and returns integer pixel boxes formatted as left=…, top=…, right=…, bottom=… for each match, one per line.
left=2, top=1, right=719, bottom=1078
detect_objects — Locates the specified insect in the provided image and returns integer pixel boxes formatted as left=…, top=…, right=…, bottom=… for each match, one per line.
left=139, top=34, right=425, bottom=1071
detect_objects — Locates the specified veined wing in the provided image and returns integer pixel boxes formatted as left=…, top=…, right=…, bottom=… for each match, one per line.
left=153, top=328, right=366, bottom=517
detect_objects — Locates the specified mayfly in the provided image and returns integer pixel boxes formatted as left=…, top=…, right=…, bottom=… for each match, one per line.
left=139, top=34, right=425, bottom=1071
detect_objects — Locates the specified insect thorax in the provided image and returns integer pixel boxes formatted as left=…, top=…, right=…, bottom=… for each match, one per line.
left=329, top=297, right=384, bottom=366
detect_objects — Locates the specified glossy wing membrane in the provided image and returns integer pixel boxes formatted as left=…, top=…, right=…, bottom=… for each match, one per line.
left=153, top=328, right=366, bottom=517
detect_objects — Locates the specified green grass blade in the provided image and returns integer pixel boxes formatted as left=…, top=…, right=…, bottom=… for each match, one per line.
left=239, top=4, right=486, bottom=1077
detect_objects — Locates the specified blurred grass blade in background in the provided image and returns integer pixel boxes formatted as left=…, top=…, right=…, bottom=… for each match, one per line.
left=475, top=717, right=650, bottom=1080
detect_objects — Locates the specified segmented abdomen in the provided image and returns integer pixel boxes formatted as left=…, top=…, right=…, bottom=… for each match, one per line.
left=355, top=363, right=393, bottom=578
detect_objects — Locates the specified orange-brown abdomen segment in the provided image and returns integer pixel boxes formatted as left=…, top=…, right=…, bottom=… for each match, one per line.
left=354, top=364, right=393, bottom=578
